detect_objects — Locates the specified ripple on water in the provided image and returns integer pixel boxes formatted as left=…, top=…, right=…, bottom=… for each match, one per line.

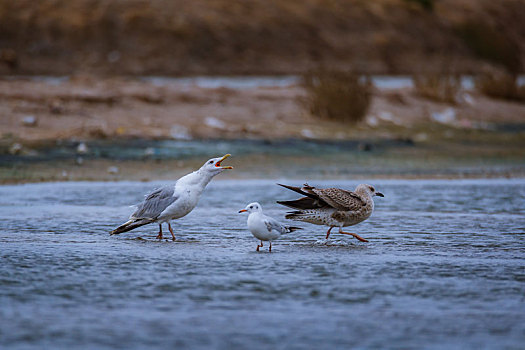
left=0, top=179, right=524, bottom=349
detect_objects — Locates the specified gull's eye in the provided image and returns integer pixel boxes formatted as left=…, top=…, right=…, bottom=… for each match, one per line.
left=370, top=187, right=375, bottom=192
left=249, top=206, right=253, bottom=209
left=208, top=160, right=213, bottom=164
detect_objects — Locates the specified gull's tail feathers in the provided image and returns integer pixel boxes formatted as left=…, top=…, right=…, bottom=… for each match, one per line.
left=277, top=197, right=325, bottom=210
left=285, top=211, right=308, bottom=221
left=110, top=218, right=154, bottom=235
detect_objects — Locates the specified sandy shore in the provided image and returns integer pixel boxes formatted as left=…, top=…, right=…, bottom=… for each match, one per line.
left=2, top=76, right=524, bottom=142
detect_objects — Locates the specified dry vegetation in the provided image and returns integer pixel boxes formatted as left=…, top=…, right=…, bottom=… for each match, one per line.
left=413, top=74, right=461, bottom=104
left=454, top=20, right=521, bottom=75
left=475, top=73, right=525, bottom=102
left=0, top=0, right=524, bottom=75
left=302, top=70, right=371, bottom=123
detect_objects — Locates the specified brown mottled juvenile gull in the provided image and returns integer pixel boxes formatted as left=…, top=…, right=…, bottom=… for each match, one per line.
left=110, top=154, right=233, bottom=240
left=277, top=183, right=383, bottom=242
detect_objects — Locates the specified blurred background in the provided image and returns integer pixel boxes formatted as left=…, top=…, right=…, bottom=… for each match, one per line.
left=1, top=0, right=524, bottom=182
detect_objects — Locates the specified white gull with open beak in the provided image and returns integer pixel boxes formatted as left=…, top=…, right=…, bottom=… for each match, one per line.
left=111, top=154, right=233, bottom=240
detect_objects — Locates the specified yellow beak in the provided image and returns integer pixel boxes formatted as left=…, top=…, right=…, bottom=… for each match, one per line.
left=216, top=154, right=233, bottom=169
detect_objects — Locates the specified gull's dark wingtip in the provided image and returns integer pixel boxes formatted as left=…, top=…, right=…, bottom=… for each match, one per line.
left=278, top=183, right=320, bottom=200
left=277, top=183, right=304, bottom=193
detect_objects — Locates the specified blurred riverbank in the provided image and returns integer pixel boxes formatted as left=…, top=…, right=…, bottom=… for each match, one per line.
left=2, top=136, right=524, bottom=183
left=2, top=0, right=525, bottom=183
left=1, top=75, right=524, bottom=183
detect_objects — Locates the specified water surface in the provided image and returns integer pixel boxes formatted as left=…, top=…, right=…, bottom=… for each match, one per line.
left=1, top=179, right=524, bottom=349
left=10, top=75, right=524, bottom=90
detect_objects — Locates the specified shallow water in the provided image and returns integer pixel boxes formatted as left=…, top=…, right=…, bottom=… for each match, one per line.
left=4, top=138, right=411, bottom=163
left=1, top=179, right=524, bottom=349
left=11, top=74, right=525, bottom=90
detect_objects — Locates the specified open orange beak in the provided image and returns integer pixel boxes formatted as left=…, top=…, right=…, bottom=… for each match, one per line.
left=215, top=154, right=233, bottom=169
left=238, top=209, right=247, bottom=213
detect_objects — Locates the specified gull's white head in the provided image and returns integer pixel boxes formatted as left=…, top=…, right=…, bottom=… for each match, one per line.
left=356, top=184, right=384, bottom=197
left=239, top=202, right=262, bottom=214
left=200, top=154, right=233, bottom=175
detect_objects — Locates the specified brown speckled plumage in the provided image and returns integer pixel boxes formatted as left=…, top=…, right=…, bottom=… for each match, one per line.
left=278, top=183, right=384, bottom=242
left=311, top=187, right=365, bottom=211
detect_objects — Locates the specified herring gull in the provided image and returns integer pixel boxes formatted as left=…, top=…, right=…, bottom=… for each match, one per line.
left=110, top=154, right=233, bottom=240
left=277, top=183, right=383, bottom=242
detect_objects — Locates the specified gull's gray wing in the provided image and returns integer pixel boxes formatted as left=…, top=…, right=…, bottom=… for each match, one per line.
left=130, top=185, right=177, bottom=220
left=263, top=216, right=286, bottom=234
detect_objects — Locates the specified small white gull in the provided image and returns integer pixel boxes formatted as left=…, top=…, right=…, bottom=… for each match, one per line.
left=111, top=154, right=233, bottom=240
left=277, top=183, right=383, bottom=242
left=239, top=202, right=301, bottom=252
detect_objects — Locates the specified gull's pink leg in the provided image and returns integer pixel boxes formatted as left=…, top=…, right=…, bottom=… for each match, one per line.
left=338, top=227, right=369, bottom=242
left=326, top=226, right=333, bottom=239
left=256, top=240, right=263, bottom=251
left=269, top=241, right=272, bottom=252
left=156, top=224, right=163, bottom=240
left=168, top=223, right=176, bottom=241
